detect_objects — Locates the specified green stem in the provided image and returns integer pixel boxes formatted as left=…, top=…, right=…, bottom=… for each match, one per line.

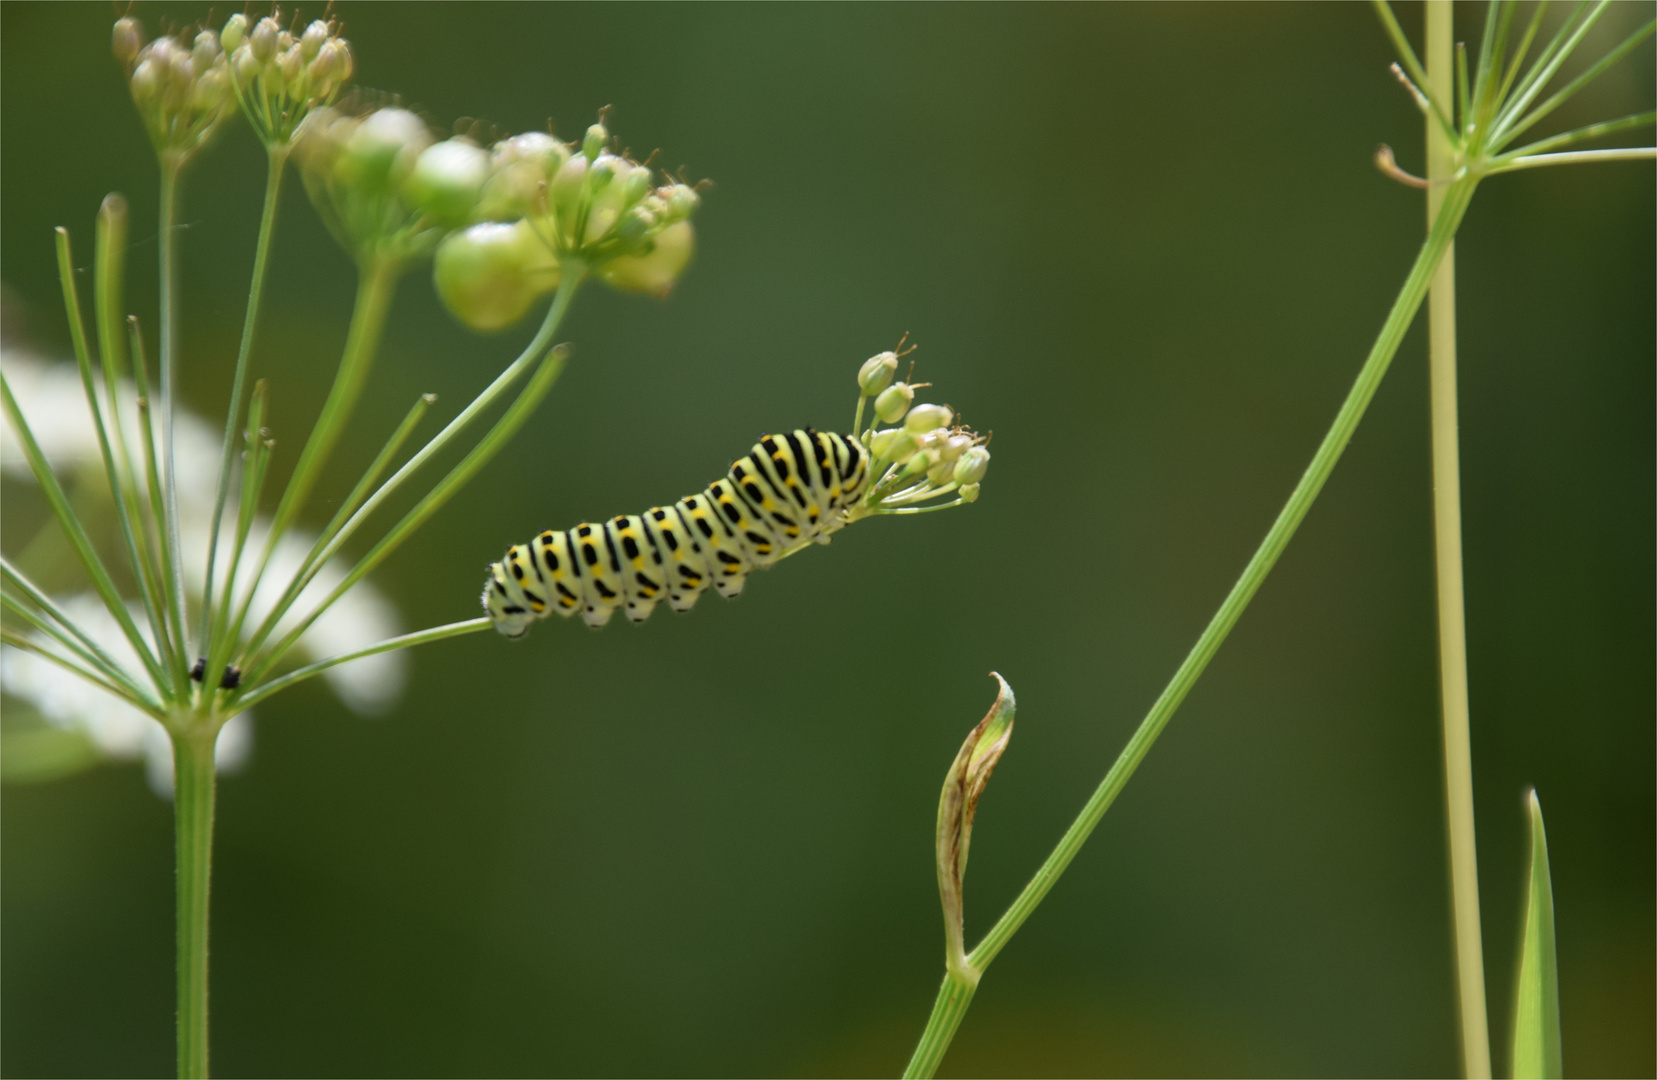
left=1427, top=5, right=1492, bottom=1077
left=158, top=162, right=191, bottom=676
left=232, top=617, right=490, bottom=711
left=902, top=174, right=1479, bottom=1080
left=200, top=146, right=288, bottom=651
left=901, top=971, right=978, bottom=1080
left=228, top=258, right=399, bottom=660
left=1486, top=145, right=1656, bottom=173
left=172, top=725, right=217, bottom=1079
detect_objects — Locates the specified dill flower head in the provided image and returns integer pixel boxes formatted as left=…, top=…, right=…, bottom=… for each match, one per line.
left=222, top=13, right=354, bottom=148
left=113, top=16, right=237, bottom=165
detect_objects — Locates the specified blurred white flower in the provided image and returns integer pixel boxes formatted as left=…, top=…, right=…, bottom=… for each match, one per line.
left=1, top=349, right=407, bottom=788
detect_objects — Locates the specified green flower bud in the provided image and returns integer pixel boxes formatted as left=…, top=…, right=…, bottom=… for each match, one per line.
left=249, top=17, right=278, bottom=62
left=858, top=351, right=898, bottom=395
left=479, top=132, right=567, bottom=220
left=192, top=68, right=231, bottom=112
left=596, top=220, right=694, bottom=297
left=953, top=446, right=989, bottom=485
left=874, top=382, right=913, bottom=423
left=434, top=221, right=560, bottom=332
left=621, top=165, right=653, bottom=206
left=113, top=17, right=143, bottom=68
left=614, top=206, right=655, bottom=247
left=582, top=122, right=608, bottom=160
left=959, top=482, right=980, bottom=503
left=869, top=428, right=902, bottom=458
left=904, top=403, right=952, bottom=433
left=885, top=430, right=920, bottom=465
left=404, top=138, right=489, bottom=225
left=308, top=43, right=337, bottom=83
left=220, top=14, right=246, bottom=53
left=662, top=183, right=700, bottom=222
left=940, top=434, right=973, bottom=462
left=927, top=458, right=955, bottom=485
left=301, top=20, right=330, bottom=61
left=232, top=45, right=260, bottom=85
left=277, top=43, right=304, bottom=83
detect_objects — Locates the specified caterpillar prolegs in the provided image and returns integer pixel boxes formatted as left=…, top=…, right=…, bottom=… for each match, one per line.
left=483, top=428, right=871, bottom=637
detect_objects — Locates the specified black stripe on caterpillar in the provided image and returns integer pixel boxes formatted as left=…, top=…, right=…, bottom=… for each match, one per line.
left=483, top=427, right=869, bottom=637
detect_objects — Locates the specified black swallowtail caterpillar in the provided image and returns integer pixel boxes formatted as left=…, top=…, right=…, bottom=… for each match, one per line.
left=483, top=428, right=870, bottom=637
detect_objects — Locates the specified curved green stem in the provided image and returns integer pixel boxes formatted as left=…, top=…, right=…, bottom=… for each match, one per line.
left=232, top=617, right=489, bottom=711
left=901, top=177, right=1479, bottom=1080
left=200, top=146, right=288, bottom=651
left=172, top=725, right=218, bottom=1079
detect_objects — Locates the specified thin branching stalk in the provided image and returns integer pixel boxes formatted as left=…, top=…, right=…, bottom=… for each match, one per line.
left=157, top=162, right=192, bottom=682
left=236, top=267, right=583, bottom=679
left=233, top=617, right=490, bottom=711
left=200, top=146, right=289, bottom=649
left=1426, top=5, right=1492, bottom=1076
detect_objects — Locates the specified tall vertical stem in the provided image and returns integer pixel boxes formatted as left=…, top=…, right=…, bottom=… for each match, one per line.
left=1426, top=5, right=1492, bottom=1077
left=902, top=972, right=977, bottom=1080
left=172, top=726, right=218, bottom=1079
left=200, top=146, right=289, bottom=651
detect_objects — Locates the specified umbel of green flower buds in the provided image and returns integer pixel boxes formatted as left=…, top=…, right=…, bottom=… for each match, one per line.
left=293, top=105, right=444, bottom=266
left=113, top=16, right=236, bottom=165
left=846, top=348, right=990, bottom=519
left=221, top=13, right=353, bottom=147
left=429, top=116, right=705, bottom=331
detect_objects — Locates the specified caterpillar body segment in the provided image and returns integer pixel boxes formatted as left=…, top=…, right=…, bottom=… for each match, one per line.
left=484, top=428, right=870, bottom=637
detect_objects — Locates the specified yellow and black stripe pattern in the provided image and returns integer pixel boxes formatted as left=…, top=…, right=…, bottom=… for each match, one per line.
left=483, top=428, right=870, bottom=637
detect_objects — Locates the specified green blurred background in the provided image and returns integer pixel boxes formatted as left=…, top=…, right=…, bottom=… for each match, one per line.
left=2, top=3, right=1652, bottom=1076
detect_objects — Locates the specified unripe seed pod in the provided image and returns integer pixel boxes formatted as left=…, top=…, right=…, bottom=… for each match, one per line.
left=277, top=30, right=295, bottom=52
left=953, top=446, right=990, bottom=485
left=113, top=17, right=143, bottom=67
left=301, top=20, right=330, bottom=60
left=582, top=122, right=608, bottom=160
left=874, top=383, right=913, bottom=423
left=220, top=13, right=247, bottom=52
left=193, top=68, right=231, bottom=111
left=597, top=220, right=695, bottom=297
left=404, top=138, right=489, bottom=225
left=343, top=108, right=431, bottom=189
left=959, top=482, right=980, bottom=503
left=167, top=47, right=195, bottom=93
left=249, top=17, right=278, bottom=62
left=550, top=154, right=588, bottom=207
left=941, top=434, right=973, bottom=462
left=233, top=46, right=260, bottom=85
left=664, top=183, right=700, bottom=222
left=904, top=403, right=952, bottom=433
left=885, top=430, right=920, bottom=465
left=130, top=58, right=163, bottom=105
left=907, top=450, right=936, bottom=476
left=869, top=428, right=902, bottom=458
left=434, top=221, right=560, bottom=332
left=614, top=206, right=654, bottom=246
left=927, top=459, right=955, bottom=485
left=858, top=351, right=898, bottom=395
left=621, top=165, right=652, bottom=205
left=308, top=44, right=336, bottom=83
left=192, top=30, right=221, bottom=75
left=588, top=153, right=618, bottom=191
left=278, top=43, right=304, bottom=82
left=917, top=428, right=949, bottom=452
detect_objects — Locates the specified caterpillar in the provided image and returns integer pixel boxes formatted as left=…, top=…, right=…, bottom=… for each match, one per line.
left=483, top=428, right=871, bottom=637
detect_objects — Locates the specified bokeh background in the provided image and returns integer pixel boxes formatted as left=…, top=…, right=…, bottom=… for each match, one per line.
left=2, top=3, right=1652, bottom=1076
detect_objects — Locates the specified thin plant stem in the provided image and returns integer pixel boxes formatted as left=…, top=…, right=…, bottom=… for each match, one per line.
left=236, top=269, right=582, bottom=675
left=243, top=339, right=571, bottom=686
left=0, top=593, right=154, bottom=708
left=901, top=175, right=1480, bottom=1080
left=157, top=162, right=191, bottom=678
left=227, top=257, right=399, bottom=662
left=1486, top=145, right=1656, bottom=173
left=233, top=617, right=490, bottom=711
left=0, top=373, right=170, bottom=691
left=171, top=726, right=217, bottom=1079
left=1427, top=5, right=1492, bottom=1077
left=200, top=146, right=289, bottom=650
left=902, top=972, right=977, bottom=1080
left=1495, top=10, right=1648, bottom=147
left=0, top=629, right=149, bottom=709
left=1493, top=111, right=1657, bottom=161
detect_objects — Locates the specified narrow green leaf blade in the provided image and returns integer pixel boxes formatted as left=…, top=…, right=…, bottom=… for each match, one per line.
left=1511, top=789, right=1562, bottom=1079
